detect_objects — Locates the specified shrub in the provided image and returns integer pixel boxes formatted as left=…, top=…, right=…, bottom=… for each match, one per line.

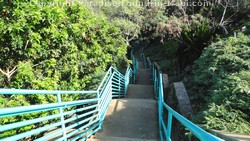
left=147, top=14, right=214, bottom=70
left=0, top=0, right=128, bottom=138
left=184, top=33, right=250, bottom=134
left=0, top=0, right=128, bottom=90
left=144, top=40, right=180, bottom=76
left=176, top=14, right=213, bottom=69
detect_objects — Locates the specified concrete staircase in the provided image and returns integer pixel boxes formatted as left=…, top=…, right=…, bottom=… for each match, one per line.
left=88, top=61, right=159, bottom=141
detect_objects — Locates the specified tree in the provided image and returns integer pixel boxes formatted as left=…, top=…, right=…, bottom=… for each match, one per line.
left=0, top=0, right=128, bottom=138
left=140, top=0, right=169, bottom=42
left=0, top=0, right=128, bottom=90
left=88, top=0, right=144, bottom=45
left=138, top=0, right=250, bottom=69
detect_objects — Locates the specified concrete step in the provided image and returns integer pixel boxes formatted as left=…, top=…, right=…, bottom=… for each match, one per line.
left=88, top=136, right=159, bottom=141
left=93, top=99, right=159, bottom=140
left=138, top=62, right=144, bottom=69
left=211, top=130, right=250, bottom=141
left=127, top=84, right=154, bottom=99
left=137, top=69, right=152, bottom=85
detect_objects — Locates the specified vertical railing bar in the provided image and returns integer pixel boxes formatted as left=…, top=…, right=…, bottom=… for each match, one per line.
left=158, top=73, right=162, bottom=141
left=118, top=73, right=121, bottom=98
left=167, top=112, right=173, bottom=141
left=97, top=90, right=101, bottom=130
left=125, top=73, right=127, bottom=95
left=158, top=88, right=162, bottom=141
left=57, top=93, right=67, bottom=141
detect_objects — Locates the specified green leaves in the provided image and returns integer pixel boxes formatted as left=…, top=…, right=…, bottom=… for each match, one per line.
left=90, top=0, right=144, bottom=43
left=0, top=0, right=128, bottom=90
left=0, top=0, right=128, bottom=138
left=184, top=33, right=250, bottom=134
left=204, top=103, right=250, bottom=133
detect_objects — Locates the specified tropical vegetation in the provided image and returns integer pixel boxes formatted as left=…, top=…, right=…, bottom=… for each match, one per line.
left=0, top=0, right=250, bottom=138
left=0, top=0, right=127, bottom=138
left=142, top=0, right=250, bottom=135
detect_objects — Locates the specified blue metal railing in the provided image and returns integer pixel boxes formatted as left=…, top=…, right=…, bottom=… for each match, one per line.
left=0, top=50, right=139, bottom=141
left=131, top=48, right=139, bottom=83
left=140, top=49, right=224, bottom=141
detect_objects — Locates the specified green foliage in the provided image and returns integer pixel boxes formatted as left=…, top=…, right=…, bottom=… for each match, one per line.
left=0, top=0, right=128, bottom=138
left=143, top=12, right=214, bottom=70
left=0, top=0, right=128, bottom=89
left=141, top=1, right=168, bottom=41
left=144, top=40, right=180, bottom=76
left=204, top=103, right=250, bottom=133
left=169, top=14, right=214, bottom=69
left=181, top=15, right=212, bottom=49
left=184, top=33, right=250, bottom=134
left=89, top=0, right=144, bottom=43
left=140, top=0, right=250, bottom=70
left=242, top=22, right=250, bottom=35
left=141, top=0, right=250, bottom=135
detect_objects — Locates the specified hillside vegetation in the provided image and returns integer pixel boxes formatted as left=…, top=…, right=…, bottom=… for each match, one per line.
left=0, top=0, right=127, bottom=138
left=141, top=0, right=250, bottom=134
left=184, top=33, right=250, bottom=134
left=0, top=0, right=249, bottom=137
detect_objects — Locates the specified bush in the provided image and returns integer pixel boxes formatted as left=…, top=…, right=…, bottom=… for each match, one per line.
left=0, top=0, right=128, bottom=90
left=146, top=14, right=214, bottom=70
left=0, top=0, right=128, bottom=138
left=184, top=33, right=250, bottom=134
left=144, top=40, right=180, bottom=76
left=176, top=14, right=213, bottom=69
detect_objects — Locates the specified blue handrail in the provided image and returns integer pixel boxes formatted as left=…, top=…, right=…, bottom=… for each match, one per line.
left=0, top=50, right=139, bottom=141
left=139, top=49, right=224, bottom=141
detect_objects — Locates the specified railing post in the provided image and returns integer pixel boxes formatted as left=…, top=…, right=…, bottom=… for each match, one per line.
left=154, top=69, right=156, bottom=95
left=152, top=64, right=155, bottom=94
left=157, top=74, right=159, bottom=98
left=125, top=71, right=128, bottom=95
left=125, top=76, right=127, bottom=95
left=159, top=73, right=163, bottom=140
left=158, top=94, right=163, bottom=140
left=167, top=112, right=173, bottom=141
left=133, top=63, right=136, bottom=84
left=57, top=93, right=67, bottom=141
left=118, top=73, right=121, bottom=98
left=135, top=61, right=138, bottom=80
left=97, top=90, right=102, bottom=129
